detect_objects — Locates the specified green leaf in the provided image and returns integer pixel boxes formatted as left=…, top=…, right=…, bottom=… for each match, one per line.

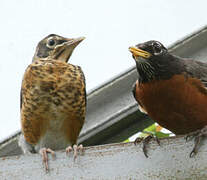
left=124, top=139, right=130, bottom=143
left=154, top=131, right=170, bottom=138
left=143, top=123, right=157, bottom=133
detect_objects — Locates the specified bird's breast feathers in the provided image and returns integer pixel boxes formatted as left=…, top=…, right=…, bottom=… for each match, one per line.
left=21, top=60, right=86, bottom=147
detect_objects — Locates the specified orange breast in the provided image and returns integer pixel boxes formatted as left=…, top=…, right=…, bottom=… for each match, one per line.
left=135, top=74, right=207, bottom=134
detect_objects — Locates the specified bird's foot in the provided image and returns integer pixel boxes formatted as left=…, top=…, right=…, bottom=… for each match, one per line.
left=134, top=131, right=160, bottom=158
left=185, top=125, right=207, bottom=157
left=66, top=144, right=84, bottom=161
left=39, top=148, right=55, bottom=172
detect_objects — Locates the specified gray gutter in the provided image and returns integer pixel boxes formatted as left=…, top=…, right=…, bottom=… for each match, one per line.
left=1, top=136, right=207, bottom=179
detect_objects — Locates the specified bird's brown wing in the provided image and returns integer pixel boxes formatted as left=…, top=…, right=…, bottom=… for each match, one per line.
left=20, top=82, right=36, bottom=152
left=60, top=64, right=86, bottom=144
left=20, top=88, right=23, bottom=109
left=20, top=62, right=49, bottom=145
left=78, top=65, right=87, bottom=106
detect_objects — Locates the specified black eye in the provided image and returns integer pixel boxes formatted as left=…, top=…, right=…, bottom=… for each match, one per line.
left=47, top=38, right=56, bottom=48
left=153, top=42, right=162, bottom=55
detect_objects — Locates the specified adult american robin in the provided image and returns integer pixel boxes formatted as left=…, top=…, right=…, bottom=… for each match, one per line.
left=129, top=40, right=207, bottom=157
left=18, top=34, right=86, bottom=171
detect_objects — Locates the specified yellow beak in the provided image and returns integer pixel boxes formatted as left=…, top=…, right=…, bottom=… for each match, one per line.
left=129, top=46, right=151, bottom=59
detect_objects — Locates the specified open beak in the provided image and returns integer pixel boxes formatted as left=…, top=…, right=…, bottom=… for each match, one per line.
left=55, top=37, right=85, bottom=62
left=129, top=46, right=151, bottom=59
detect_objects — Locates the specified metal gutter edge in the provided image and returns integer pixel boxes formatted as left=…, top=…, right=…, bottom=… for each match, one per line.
left=1, top=136, right=207, bottom=179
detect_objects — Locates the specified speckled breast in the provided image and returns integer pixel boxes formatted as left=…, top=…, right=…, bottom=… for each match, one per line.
left=21, top=60, right=86, bottom=149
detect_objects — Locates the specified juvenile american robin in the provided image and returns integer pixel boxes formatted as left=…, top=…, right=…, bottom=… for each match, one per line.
left=18, top=34, right=86, bottom=171
left=129, top=40, right=207, bottom=157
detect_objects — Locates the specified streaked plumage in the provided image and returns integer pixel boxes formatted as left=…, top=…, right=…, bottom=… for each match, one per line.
left=19, top=34, right=86, bottom=171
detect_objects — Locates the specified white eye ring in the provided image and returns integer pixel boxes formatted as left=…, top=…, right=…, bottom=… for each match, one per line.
left=153, top=42, right=162, bottom=55
left=46, top=37, right=57, bottom=49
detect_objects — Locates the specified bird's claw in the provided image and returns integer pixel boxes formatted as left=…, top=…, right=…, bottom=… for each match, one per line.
left=39, top=148, right=55, bottom=172
left=185, top=129, right=201, bottom=142
left=185, top=126, right=207, bottom=157
left=134, top=137, right=144, bottom=145
left=66, top=144, right=84, bottom=161
left=134, top=131, right=160, bottom=158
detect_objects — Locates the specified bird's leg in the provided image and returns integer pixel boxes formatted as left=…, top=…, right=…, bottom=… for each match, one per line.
left=66, top=144, right=84, bottom=161
left=39, top=148, right=55, bottom=172
left=185, top=125, right=207, bottom=157
left=134, top=131, right=160, bottom=158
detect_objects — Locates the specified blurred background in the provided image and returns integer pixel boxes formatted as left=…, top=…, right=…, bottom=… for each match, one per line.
left=0, top=0, right=207, bottom=141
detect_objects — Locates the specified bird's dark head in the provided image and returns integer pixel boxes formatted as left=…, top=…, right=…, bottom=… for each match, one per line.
left=129, top=40, right=184, bottom=83
left=33, top=34, right=85, bottom=62
left=129, top=40, right=168, bottom=66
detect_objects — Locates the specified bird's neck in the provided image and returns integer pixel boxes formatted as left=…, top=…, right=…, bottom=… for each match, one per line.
left=136, top=54, right=185, bottom=83
left=135, top=60, right=155, bottom=83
